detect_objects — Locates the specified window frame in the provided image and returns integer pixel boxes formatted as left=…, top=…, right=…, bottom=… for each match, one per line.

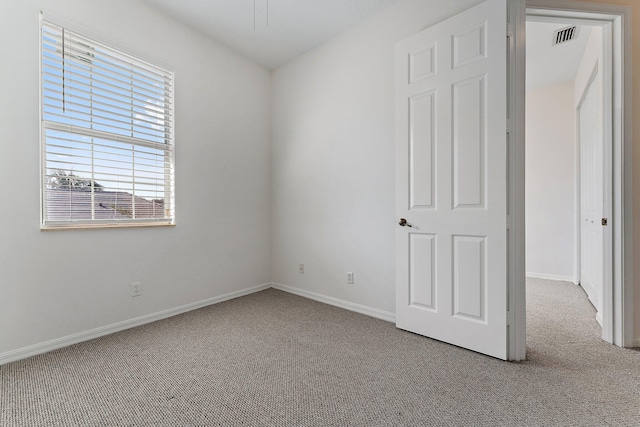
left=39, top=15, right=176, bottom=230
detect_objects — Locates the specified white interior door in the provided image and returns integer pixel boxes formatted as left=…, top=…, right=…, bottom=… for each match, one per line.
left=395, top=0, right=509, bottom=360
left=579, top=71, right=604, bottom=324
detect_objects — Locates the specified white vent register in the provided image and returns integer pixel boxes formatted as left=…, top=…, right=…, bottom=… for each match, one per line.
left=552, top=26, right=579, bottom=45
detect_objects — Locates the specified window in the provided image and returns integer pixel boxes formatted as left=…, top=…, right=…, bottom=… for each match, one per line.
left=40, top=18, right=175, bottom=228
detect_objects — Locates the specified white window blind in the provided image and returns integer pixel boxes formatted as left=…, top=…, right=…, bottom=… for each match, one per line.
left=40, top=18, right=175, bottom=228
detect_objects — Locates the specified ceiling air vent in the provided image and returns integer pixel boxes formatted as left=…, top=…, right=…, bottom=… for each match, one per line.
left=552, top=26, right=579, bottom=45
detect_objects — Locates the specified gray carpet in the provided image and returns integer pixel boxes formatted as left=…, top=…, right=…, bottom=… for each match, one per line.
left=1, top=279, right=639, bottom=426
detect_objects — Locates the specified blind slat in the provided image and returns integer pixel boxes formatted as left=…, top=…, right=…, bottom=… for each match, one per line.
left=43, top=25, right=172, bottom=84
left=42, top=67, right=174, bottom=107
left=42, top=99, right=172, bottom=135
left=44, top=122, right=171, bottom=151
left=41, top=44, right=172, bottom=109
left=43, top=107, right=171, bottom=140
left=41, top=81, right=174, bottom=118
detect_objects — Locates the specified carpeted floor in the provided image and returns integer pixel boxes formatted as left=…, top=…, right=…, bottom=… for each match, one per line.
left=1, top=279, right=639, bottom=426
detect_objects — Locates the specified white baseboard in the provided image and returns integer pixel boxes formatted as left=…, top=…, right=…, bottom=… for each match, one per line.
left=526, top=272, right=578, bottom=284
left=271, top=282, right=396, bottom=323
left=0, top=283, right=271, bottom=366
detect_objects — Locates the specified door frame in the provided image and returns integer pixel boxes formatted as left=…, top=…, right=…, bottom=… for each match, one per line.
left=509, top=0, right=633, bottom=360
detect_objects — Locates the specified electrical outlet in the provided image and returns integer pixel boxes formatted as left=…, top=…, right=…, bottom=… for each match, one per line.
left=299, top=264, right=305, bottom=274
left=347, top=272, right=354, bottom=284
left=131, top=282, right=141, bottom=297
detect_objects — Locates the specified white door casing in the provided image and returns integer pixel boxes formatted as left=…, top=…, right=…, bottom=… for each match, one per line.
left=395, top=0, right=509, bottom=360
left=578, top=67, right=604, bottom=324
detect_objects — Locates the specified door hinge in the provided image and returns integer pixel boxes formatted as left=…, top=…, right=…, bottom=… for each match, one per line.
left=507, top=23, right=514, bottom=38
left=506, top=216, right=512, bottom=230
left=506, top=119, right=512, bottom=134
left=506, top=310, right=514, bottom=326
left=602, top=218, right=608, bottom=226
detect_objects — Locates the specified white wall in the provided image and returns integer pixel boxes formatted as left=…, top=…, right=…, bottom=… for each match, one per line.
left=0, top=0, right=271, bottom=359
left=270, top=0, right=483, bottom=315
left=525, top=81, right=577, bottom=282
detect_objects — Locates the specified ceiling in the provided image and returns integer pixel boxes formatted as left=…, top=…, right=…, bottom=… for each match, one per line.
left=142, top=0, right=401, bottom=69
left=526, top=20, right=593, bottom=90
left=141, top=1, right=596, bottom=83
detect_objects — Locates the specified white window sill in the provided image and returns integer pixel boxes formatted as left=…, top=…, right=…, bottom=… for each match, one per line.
left=41, top=222, right=176, bottom=231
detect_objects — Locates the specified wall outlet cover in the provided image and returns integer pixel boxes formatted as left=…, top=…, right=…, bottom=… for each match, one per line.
left=131, top=282, right=141, bottom=297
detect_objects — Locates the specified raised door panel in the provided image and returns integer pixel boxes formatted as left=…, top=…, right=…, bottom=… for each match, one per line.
left=409, top=91, right=436, bottom=209
left=453, top=235, right=486, bottom=321
left=409, top=233, right=436, bottom=311
left=453, top=76, right=486, bottom=209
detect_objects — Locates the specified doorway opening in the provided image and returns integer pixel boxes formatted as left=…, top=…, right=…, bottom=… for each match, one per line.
left=525, top=17, right=606, bottom=334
